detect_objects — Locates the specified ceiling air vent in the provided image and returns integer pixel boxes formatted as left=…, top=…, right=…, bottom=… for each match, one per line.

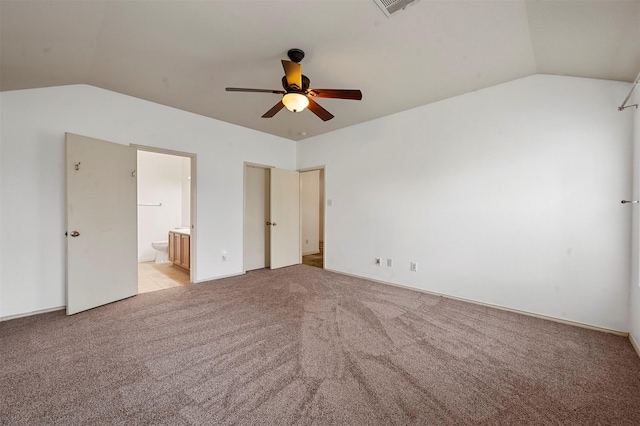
left=373, top=0, right=419, bottom=18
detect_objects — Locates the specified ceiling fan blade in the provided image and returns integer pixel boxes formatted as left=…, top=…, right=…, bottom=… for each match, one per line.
left=281, top=60, right=302, bottom=89
left=307, top=98, right=334, bottom=121
left=262, top=101, right=285, bottom=118
left=307, top=89, right=362, bottom=100
left=226, top=87, right=285, bottom=94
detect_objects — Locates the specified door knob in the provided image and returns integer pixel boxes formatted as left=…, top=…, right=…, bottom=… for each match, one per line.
left=70, top=231, right=80, bottom=237
left=266, top=221, right=272, bottom=226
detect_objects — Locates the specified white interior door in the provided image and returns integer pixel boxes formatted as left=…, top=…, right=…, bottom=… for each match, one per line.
left=244, top=165, right=270, bottom=270
left=66, top=133, right=138, bottom=315
left=270, top=168, right=301, bottom=269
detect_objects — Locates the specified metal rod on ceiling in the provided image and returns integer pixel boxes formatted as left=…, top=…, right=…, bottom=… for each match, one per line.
left=618, top=70, right=640, bottom=111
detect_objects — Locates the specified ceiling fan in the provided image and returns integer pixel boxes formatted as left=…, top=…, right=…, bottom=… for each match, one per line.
left=225, top=49, right=362, bottom=121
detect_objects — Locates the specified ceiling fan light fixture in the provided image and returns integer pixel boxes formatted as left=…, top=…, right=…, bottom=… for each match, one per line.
left=282, top=93, right=309, bottom=112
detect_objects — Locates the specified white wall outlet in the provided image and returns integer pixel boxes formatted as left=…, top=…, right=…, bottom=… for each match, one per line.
left=375, top=257, right=381, bottom=266
left=387, top=258, right=393, bottom=267
left=410, top=262, right=417, bottom=272
left=222, top=251, right=227, bottom=261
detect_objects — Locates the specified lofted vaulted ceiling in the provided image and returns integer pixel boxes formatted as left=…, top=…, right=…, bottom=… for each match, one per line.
left=1, top=0, right=639, bottom=141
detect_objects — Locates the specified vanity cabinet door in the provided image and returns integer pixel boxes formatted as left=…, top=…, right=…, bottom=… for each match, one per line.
left=168, top=231, right=190, bottom=271
left=180, top=234, right=190, bottom=270
left=174, top=232, right=182, bottom=264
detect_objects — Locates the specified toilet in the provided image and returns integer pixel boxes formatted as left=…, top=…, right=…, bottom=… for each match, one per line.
left=151, top=241, right=169, bottom=264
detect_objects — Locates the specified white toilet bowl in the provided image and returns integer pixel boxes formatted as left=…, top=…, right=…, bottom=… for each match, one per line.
left=151, top=241, right=169, bottom=264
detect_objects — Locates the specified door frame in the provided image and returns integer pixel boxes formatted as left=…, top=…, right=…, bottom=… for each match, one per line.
left=132, top=144, right=197, bottom=283
left=298, top=165, right=326, bottom=269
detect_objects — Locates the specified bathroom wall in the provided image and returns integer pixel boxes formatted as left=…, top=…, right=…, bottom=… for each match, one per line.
left=181, top=156, right=191, bottom=230
left=137, top=151, right=188, bottom=262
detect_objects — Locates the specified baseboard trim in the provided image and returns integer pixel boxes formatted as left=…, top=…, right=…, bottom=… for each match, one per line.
left=302, top=250, right=321, bottom=256
left=195, top=271, right=245, bottom=283
left=1, top=306, right=66, bottom=322
left=630, top=334, right=640, bottom=358
left=325, top=268, right=628, bottom=337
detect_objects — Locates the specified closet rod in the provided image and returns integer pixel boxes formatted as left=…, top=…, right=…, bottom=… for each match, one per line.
left=618, top=70, right=640, bottom=111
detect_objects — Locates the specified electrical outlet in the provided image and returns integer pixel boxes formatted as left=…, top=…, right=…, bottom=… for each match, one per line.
left=222, top=251, right=227, bottom=261
left=375, top=257, right=381, bottom=266
left=410, top=262, right=417, bottom=272
left=387, top=258, right=393, bottom=267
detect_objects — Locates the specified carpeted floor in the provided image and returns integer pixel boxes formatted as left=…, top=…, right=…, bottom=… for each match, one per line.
left=2, top=265, right=640, bottom=425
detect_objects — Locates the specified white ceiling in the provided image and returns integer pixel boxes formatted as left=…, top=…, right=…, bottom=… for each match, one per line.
left=1, top=0, right=639, bottom=141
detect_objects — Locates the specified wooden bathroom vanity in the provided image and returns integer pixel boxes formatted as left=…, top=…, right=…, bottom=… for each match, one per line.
left=168, top=229, right=190, bottom=271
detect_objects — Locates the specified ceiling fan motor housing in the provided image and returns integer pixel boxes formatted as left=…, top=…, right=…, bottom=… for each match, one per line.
left=282, top=75, right=310, bottom=91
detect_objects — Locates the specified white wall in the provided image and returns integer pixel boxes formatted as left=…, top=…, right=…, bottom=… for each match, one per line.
left=630, top=86, right=640, bottom=346
left=319, top=169, right=325, bottom=242
left=298, top=75, right=633, bottom=332
left=0, top=103, right=3, bottom=316
left=300, top=170, right=320, bottom=255
left=137, top=151, right=185, bottom=262
left=0, top=84, right=295, bottom=319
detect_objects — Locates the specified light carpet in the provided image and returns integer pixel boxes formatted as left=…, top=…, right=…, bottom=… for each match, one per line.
left=2, top=265, right=640, bottom=425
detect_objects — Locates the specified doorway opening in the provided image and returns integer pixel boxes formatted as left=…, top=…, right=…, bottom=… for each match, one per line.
left=136, top=148, right=196, bottom=293
left=300, top=168, right=325, bottom=269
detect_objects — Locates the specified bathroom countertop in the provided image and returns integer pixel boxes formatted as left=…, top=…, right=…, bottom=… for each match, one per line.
left=171, top=228, right=191, bottom=235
